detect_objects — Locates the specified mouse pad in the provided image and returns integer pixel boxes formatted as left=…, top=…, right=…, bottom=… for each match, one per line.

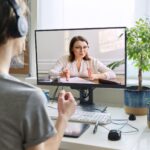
left=64, top=122, right=90, bottom=138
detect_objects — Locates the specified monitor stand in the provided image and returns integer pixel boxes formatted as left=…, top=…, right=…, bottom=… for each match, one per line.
left=71, top=87, right=107, bottom=112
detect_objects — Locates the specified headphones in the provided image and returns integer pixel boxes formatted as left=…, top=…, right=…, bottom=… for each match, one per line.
left=7, top=0, right=28, bottom=37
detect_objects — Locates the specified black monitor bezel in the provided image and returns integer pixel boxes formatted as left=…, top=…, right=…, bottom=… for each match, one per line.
left=35, top=27, right=127, bottom=89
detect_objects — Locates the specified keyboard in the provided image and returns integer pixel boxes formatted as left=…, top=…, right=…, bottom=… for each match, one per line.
left=47, top=106, right=111, bottom=125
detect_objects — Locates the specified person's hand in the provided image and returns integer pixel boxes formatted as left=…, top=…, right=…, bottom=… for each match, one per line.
left=60, top=69, right=70, bottom=81
left=89, top=73, right=98, bottom=80
left=64, top=69, right=70, bottom=81
left=57, top=90, right=77, bottom=121
left=87, top=68, right=92, bottom=78
left=89, top=73, right=107, bottom=80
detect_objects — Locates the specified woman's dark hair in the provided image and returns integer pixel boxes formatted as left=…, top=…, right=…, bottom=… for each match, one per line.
left=69, top=35, right=91, bottom=62
left=0, top=0, right=27, bottom=46
left=0, top=1, right=12, bottom=45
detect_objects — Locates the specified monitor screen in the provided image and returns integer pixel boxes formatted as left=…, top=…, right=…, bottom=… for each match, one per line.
left=35, top=27, right=126, bottom=106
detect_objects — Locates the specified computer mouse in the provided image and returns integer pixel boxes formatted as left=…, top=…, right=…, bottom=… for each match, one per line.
left=108, top=129, right=121, bottom=141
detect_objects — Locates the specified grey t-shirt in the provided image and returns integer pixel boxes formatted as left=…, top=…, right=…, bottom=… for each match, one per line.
left=0, top=73, right=56, bottom=150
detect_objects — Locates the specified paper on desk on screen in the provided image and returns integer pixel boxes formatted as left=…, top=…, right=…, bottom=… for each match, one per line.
left=60, top=77, right=95, bottom=84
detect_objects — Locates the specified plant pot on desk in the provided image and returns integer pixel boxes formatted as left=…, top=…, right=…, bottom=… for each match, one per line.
left=125, top=18, right=150, bottom=115
left=124, top=86, right=150, bottom=116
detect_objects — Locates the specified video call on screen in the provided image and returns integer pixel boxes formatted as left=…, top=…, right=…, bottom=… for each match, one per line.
left=35, top=27, right=126, bottom=87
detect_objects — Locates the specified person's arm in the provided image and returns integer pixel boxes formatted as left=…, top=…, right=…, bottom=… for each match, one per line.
left=26, top=90, right=76, bottom=150
left=89, top=73, right=107, bottom=80
left=89, top=58, right=116, bottom=80
left=49, top=56, right=68, bottom=77
left=26, top=116, right=68, bottom=150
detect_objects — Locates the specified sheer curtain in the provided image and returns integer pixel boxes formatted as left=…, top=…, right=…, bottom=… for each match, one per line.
left=37, top=0, right=135, bottom=29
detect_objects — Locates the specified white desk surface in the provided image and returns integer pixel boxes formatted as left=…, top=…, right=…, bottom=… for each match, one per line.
left=58, top=107, right=149, bottom=150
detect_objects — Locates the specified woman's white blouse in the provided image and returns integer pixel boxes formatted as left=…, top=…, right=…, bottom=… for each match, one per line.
left=49, top=55, right=116, bottom=79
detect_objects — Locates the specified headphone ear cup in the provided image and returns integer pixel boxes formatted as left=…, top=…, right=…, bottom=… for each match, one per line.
left=10, top=16, right=28, bottom=38
left=7, top=0, right=28, bottom=37
left=17, top=16, right=28, bottom=37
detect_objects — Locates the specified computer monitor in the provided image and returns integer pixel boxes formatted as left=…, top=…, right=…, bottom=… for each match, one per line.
left=35, top=27, right=126, bottom=108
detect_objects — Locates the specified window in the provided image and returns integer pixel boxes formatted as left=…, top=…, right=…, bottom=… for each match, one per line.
left=37, top=0, right=135, bottom=29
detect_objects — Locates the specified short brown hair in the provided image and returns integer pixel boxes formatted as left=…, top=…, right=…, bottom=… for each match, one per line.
left=69, top=35, right=91, bottom=62
left=0, top=0, right=27, bottom=46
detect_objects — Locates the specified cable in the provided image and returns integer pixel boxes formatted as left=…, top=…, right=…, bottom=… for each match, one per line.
left=121, top=123, right=139, bottom=133
left=100, top=119, right=139, bottom=134
left=111, top=119, right=128, bottom=125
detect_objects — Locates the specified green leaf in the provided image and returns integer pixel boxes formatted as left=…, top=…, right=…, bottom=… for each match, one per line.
left=127, top=18, right=150, bottom=89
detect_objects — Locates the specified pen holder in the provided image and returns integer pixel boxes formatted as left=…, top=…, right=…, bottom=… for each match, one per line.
left=147, top=102, right=150, bottom=128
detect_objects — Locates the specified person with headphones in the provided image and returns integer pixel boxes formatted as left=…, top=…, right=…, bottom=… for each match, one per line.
left=0, top=0, right=76, bottom=150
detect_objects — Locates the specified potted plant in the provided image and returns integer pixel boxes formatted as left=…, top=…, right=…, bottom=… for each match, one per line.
left=124, top=18, right=150, bottom=115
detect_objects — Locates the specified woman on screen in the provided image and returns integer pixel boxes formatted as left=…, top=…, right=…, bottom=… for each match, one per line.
left=49, top=35, right=116, bottom=81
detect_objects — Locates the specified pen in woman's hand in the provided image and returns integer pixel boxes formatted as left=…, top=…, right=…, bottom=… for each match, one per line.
left=87, top=68, right=92, bottom=78
left=93, top=121, right=99, bottom=134
left=65, top=68, right=70, bottom=81
left=60, top=68, right=70, bottom=81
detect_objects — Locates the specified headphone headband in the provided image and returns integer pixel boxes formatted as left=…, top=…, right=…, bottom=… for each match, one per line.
left=7, top=0, right=21, bottom=16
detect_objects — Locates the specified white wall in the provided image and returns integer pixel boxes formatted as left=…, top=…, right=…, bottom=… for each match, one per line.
left=134, top=0, right=150, bottom=20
